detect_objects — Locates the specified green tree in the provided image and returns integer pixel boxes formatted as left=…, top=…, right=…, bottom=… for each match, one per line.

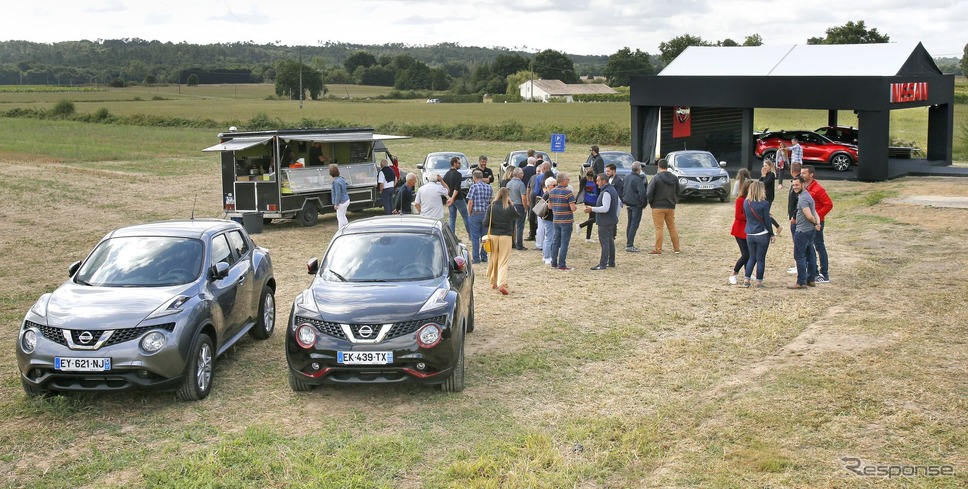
left=506, top=70, right=531, bottom=96
left=658, top=34, right=710, bottom=65
left=743, top=34, right=763, bottom=46
left=186, top=73, right=198, bottom=86
left=274, top=60, right=326, bottom=100
left=491, top=53, right=529, bottom=78
left=534, top=49, right=578, bottom=83
left=962, top=43, right=968, bottom=79
left=358, top=65, right=394, bottom=86
left=343, top=50, right=376, bottom=72
left=603, top=47, right=654, bottom=86
left=806, top=20, right=890, bottom=44
left=718, top=39, right=739, bottom=47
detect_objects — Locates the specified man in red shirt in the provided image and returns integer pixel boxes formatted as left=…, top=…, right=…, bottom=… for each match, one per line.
left=801, top=165, right=832, bottom=283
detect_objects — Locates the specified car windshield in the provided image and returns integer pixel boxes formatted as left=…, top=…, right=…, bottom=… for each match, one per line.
left=426, top=154, right=468, bottom=171
left=674, top=153, right=719, bottom=169
left=75, top=237, right=204, bottom=287
left=321, top=233, right=444, bottom=282
left=602, top=153, right=635, bottom=169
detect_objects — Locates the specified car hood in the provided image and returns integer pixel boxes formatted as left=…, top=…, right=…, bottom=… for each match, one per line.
left=45, top=282, right=194, bottom=330
left=673, top=168, right=726, bottom=177
left=310, top=277, right=448, bottom=323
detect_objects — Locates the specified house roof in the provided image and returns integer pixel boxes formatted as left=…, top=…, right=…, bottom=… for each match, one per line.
left=527, top=79, right=617, bottom=95
left=660, top=42, right=942, bottom=77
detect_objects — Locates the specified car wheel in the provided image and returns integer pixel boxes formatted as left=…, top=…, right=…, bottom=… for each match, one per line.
left=177, top=334, right=214, bottom=401
left=288, top=370, right=314, bottom=392
left=441, top=333, right=465, bottom=393
left=719, top=193, right=728, bottom=203
left=249, top=285, right=275, bottom=340
left=762, top=150, right=777, bottom=162
left=831, top=153, right=852, bottom=171
left=297, top=202, right=319, bottom=227
left=21, top=378, right=49, bottom=397
left=466, top=295, right=475, bottom=334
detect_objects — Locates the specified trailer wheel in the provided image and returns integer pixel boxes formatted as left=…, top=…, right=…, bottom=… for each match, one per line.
left=297, top=203, right=319, bottom=227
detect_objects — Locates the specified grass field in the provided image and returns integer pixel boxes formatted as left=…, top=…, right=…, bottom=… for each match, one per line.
left=3, top=82, right=967, bottom=160
left=0, top=119, right=966, bottom=487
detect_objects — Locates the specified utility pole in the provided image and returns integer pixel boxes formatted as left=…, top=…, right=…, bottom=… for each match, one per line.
left=299, top=49, right=303, bottom=109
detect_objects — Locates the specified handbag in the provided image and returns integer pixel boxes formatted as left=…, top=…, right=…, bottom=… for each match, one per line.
left=481, top=207, right=493, bottom=253
left=532, top=197, right=549, bottom=218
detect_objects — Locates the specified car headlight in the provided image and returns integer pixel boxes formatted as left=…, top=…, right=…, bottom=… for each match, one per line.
left=21, top=329, right=37, bottom=354
left=146, top=295, right=191, bottom=320
left=417, top=323, right=442, bottom=348
left=293, top=290, right=320, bottom=317
left=295, top=323, right=317, bottom=349
left=678, top=178, right=687, bottom=185
left=418, top=288, right=449, bottom=313
left=29, top=294, right=52, bottom=319
left=140, top=331, right=167, bottom=353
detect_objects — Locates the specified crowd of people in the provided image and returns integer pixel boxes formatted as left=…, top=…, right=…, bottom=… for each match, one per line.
left=331, top=142, right=834, bottom=296
left=728, top=147, right=834, bottom=288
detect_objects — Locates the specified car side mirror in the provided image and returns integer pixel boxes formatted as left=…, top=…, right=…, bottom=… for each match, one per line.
left=307, top=257, right=319, bottom=275
left=452, top=256, right=467, bottom=273
left=719, top=161, right=727, bottom=168
left=416, top=164, right=424, bottom=170
left=68, top=260, right=82, bottom=277
left=210, top=262, right=230, bottom=280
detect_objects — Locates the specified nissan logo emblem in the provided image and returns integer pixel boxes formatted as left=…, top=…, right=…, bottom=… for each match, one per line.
left=358, top=325, right=374, bottom=338
left=78, top=331, right=94, bottom=344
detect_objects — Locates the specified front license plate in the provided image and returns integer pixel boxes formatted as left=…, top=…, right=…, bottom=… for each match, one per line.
left=337, top=351, right=393, bottom=365
left=55, top=357, right=111, bottom=372
left=698, top=184, right=714, bottom=190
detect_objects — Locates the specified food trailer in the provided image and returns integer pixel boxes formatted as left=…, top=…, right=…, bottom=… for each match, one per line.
left=203, top=128, right=409, bottom=227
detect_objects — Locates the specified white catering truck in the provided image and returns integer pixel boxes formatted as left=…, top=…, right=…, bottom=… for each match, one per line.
left=203, top=128, right=409, bottom=227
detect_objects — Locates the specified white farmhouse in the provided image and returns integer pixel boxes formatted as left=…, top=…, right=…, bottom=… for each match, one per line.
left=519, top=79, right=617, bottom=102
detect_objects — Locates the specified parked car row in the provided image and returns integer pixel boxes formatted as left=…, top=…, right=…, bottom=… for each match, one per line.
left=17, top=216, right=474, bottom=401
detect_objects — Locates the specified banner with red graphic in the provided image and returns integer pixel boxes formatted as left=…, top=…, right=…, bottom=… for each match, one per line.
left=672, top=106, right=691, bottom=138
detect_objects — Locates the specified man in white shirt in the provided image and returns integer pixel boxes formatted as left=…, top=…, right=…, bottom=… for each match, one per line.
left=414, top=174, right=450, bottom=219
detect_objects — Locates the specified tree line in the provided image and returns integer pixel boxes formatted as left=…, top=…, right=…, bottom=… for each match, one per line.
left=4, top=21, right=958, bottom=101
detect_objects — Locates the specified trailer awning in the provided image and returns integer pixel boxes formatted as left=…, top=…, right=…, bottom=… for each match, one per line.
left=201, top=136, right=272, bottom=152
left=280, top=132, right=410, bottom=143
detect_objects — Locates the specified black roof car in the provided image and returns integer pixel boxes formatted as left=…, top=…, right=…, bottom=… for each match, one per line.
left=17, top=219, right=276, bottom=401
left=286, top=215, right=474, bottom=393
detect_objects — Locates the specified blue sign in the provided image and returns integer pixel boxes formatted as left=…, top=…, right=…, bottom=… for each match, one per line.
left=550, top=133, right=566, bottom=153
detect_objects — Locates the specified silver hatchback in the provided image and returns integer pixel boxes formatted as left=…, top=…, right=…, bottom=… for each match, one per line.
left=664, top=150, right=731, bottom=202
left=16, top=219, right=275, bottom=401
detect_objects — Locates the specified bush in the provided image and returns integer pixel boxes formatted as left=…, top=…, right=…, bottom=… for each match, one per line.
left=50, top=100, right=76, bottom=117
left=491, top=94, right=523, bottom=103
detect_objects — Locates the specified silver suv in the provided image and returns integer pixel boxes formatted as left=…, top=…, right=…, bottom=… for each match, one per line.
left=16, top=219, right=275, bottom=401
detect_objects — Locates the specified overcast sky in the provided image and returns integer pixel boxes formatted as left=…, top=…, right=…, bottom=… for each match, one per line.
left=6, top=1, right=967, bottom=58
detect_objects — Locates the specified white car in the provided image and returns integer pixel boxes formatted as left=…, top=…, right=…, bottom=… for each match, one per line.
left=417, top=152, right=472, bottom=192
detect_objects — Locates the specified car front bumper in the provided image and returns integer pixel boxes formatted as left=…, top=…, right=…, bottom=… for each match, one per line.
left=286, top=315, right=459, bottom=386
left=17, top=322, right=189, bottom=393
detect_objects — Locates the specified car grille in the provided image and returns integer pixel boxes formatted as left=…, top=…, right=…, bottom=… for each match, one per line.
left=683, top=176, right=723, bottom=183
left=297, top=317, right=347, bottom=339
left=386, top=315, right=447, bottom=340
left=297, top=315, right=448, bottom=341
left=31, top=321, right=175, bottom=348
